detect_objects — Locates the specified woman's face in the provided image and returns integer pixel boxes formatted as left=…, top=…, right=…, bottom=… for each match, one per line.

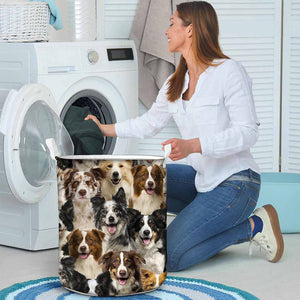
left=165, top=11, right=191, bottom=53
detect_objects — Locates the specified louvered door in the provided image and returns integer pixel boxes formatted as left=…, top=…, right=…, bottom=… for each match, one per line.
left=210, top=0, right=282, bottom=172
left=97, top=0, right=139, bottom=39
left=281, top=0, right=300, bottom=172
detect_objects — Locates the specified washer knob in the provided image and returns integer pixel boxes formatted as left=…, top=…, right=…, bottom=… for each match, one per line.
left=88, top=51, right=99, bottom=64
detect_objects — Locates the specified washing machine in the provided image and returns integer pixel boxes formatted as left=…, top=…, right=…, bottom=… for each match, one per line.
left=0, top=40, right=138, bottom=250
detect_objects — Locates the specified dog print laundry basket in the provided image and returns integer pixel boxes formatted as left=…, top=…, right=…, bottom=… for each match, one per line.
left=56, top=146, right=171, bottom=296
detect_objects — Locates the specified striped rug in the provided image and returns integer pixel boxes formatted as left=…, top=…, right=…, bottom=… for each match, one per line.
left=0, top=276, right=259, bottom=300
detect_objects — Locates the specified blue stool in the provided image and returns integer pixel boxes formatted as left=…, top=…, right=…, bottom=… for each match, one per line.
left=257, top=173, right=300, bottom=233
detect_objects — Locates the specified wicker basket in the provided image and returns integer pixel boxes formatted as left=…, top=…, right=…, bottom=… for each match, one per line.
left=0, top=1, right=50, bottom=42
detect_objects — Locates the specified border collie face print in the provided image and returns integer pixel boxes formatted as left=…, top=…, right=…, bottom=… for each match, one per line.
left=57, top=159, right=167, bottom=296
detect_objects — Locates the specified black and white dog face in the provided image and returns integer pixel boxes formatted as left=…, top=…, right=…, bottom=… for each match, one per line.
left=59, top=257, right=112, bottom=296
left=88, top=271, right=112, bottom=296
left=59, top=199, right=74, bottom=234
left=59, top=256, right=90, bottom=293
left=128, top=209, right=166, bottom=248
left=56, top=157, right=73, bottom=170
left=92, top=188, right=128, bottom=238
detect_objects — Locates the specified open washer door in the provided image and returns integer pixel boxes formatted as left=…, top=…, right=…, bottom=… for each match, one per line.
left=0, top=84, right=74, bottom=204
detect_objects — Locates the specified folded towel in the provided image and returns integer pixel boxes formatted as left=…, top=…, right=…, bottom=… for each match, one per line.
left=29, top=0, right=63, bottom=30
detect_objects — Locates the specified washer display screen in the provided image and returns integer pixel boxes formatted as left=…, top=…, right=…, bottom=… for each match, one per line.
left=107, top=48, right=134, bottom=61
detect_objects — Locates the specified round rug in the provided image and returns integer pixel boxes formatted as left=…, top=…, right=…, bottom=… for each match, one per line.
left=0, top=276, right=258, bottom=300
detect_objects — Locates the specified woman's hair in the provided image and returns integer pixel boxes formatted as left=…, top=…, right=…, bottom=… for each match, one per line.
left=166, top=1, right=229, bottom=102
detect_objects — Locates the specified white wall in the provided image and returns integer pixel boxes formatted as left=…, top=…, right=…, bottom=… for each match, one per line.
left=49, top=0, right=70, bottom=42
left=49, top=0, right=139, bottom=42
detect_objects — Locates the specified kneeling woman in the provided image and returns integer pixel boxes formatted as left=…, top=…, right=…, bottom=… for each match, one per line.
left=85, top=1, right=284, bottom=271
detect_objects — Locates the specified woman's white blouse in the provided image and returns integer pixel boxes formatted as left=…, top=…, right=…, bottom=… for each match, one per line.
left=115, top=59, right=260, bottom=192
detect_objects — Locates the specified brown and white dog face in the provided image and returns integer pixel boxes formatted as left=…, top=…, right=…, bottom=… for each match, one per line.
left=132, top=164, right=166, bottom=197
left=141, top=269, right=167, bottom=291
left=67, top=229, right=105, bottom=261
left=99, top=161, right=132, bottom=186
left=99, top=250, right=145, bottom=287
left=64, top=168, right=105, bottom=201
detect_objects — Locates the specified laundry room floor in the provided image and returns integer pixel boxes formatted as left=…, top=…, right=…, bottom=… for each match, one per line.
left=0, top=217, right=299, bottom=300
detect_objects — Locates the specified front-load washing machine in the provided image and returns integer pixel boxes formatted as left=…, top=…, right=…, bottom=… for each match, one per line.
left=0, top=40, right=138, bottom=250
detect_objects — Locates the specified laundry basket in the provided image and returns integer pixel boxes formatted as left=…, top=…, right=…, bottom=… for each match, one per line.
left=0, top=1, right=50, bottom=42
left=56, top=151, right=170, bottom=296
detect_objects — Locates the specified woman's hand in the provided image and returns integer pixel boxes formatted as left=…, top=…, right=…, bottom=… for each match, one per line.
left=85, top=114, right=101, bottom=129
left=162, top=138, right=202, bottom=161
left=84, top=114, right=117, bottom=137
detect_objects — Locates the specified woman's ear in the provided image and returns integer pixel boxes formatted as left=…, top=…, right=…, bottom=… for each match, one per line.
left=187, top=24, right=193, bottom=37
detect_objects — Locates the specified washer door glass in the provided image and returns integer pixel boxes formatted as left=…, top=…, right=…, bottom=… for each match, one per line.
left=19, top=101, right=74, bottom=187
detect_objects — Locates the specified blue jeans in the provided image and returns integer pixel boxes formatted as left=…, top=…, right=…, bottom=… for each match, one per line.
left=166, top=165, right=261, bottom=272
